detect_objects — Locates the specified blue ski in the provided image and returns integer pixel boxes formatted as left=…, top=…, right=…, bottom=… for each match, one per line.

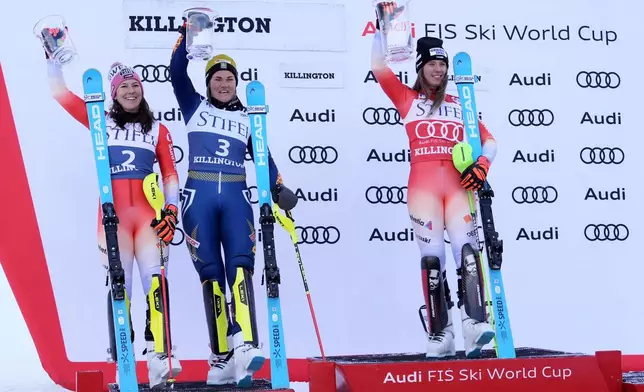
left=246, top=80, right=290, bottom=388
left=453, top=52, right=516, bottom=359
left=82, top=69, right=139, bottom=391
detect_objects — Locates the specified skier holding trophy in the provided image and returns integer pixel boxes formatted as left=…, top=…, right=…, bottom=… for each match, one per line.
left=40, top=27, right=182, bottom=388
left=370, top=1, right=499, bottom=359
left=169, top=8, right=298, bottom=387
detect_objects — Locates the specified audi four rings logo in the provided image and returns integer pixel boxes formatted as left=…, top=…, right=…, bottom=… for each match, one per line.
left=363, top=107, right=401, bottom=125
left=512, top=186, right=558, bottom=204
left=296, top=226, right=340, bottom=244
left=576, top=71, right=620, bottom=89
left=365, top=186, right=407, bottom=204
left=414, top=121, right=463, bottom=142
left=579, top=147, right=624, bottom=164
left=289, top=146, right=338, bottom=164
left=508, top=109, right=554, bottom=126
left=584, top=224, right=629, bottom=241
left=134, top=65, right=171, bottom=83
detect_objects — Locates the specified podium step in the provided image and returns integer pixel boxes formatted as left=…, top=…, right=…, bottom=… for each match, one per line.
left=308, top=347, right=623, bottom=392
left=75, top=371, right=294, bottom=392
left=106, top=380, right=294, bottom=392
left=312, top=347, right=575, bottom=363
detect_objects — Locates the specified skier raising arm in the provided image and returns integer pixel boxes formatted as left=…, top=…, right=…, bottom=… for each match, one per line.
left=371, top=7, right=498, bottom=360
left=168, top=21, right=283, bottom=186
left=169, top=19, right=298, bottom=387
left=45, top=53, right=182, bottom=388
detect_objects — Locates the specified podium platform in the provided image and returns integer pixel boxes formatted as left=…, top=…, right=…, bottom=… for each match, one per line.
left=75, top=370, right=294, bottom=392
left=76, top=348, right=644, bottom=391
left=307, top=347, right=623, bottom=392
left=107, top=380, right=293, bottom=392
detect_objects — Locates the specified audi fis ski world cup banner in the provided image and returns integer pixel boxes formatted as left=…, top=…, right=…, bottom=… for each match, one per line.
left=0, top=0, right=641, bottom=389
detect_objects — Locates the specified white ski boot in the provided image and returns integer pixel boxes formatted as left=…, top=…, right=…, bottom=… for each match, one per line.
left=460, top=306, right=495, bottom=358
left=232, top=331, right=265, bottom=387
left=206, top=350, right=236, bottom=385
left=145, top=341, right=182, bottom=389
left=425, top=309, right=456, bottom=358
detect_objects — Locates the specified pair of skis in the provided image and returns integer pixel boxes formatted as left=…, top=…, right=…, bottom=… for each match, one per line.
left=246, top=81, right=327, bottom=388
left=82, top=69, right=139, bottom=391
left=246, top=81, right=291, bottom=389
left=452, top=52, right=516, bottom=359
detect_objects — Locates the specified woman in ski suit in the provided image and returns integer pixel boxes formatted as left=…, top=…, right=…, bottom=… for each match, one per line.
left=169, top=20, right=297, bottom=387
left=45, top=49, right=182, bottom=387
left=370, top=8, right=498, bottom=359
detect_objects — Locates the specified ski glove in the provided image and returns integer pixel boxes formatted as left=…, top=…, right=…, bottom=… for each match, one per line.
left=460, top=156, right=490, bottom=191
left=151, top=204, right=179, bottom=245
left=271, top=184, right=298, bottom=211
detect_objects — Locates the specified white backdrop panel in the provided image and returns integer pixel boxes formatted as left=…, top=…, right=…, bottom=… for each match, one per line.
left=0, top=0, right=642, bottom=365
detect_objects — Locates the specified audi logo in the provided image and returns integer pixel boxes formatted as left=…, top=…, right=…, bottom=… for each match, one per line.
left=414, top=121, right=463, bottom=142
left=171, top=226, right=185, bottom=246
left=579, top=147, right=624, bottom=164
left=296, top=226, right=340, bottom=244
left=154, top=145, right=184, bottom=164
left=365, top=186, right=407, bottom=204
left=363, top=107, right=401, bottom=125
left=512, top=186, right=558, bottom=204
left=508, top=109, right=554, bottom=127
left=289, top=146, right=338, bottom=164
left=133, top=64, right=171, bottom=83
left=584, top=224, right=629, bottom=242
left=576, top=71, right=620, bottom=89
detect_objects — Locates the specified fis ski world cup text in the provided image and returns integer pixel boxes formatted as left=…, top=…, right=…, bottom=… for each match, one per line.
left=382, top=366, right=573, bottom=384
left=423, top=24, right=617, bottom=45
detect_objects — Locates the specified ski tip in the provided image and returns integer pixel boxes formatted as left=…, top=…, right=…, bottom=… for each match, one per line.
left=453, top=52, right=473, bottom=75
left=82, top=68, right=103, bottom=86
left=245, top=80, right=265, bottom=106
left=82, top=68, right=101, bottom=77
left=453, top=52, right=470, bottom=66
left=246, top=80, right=263, bottom=93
